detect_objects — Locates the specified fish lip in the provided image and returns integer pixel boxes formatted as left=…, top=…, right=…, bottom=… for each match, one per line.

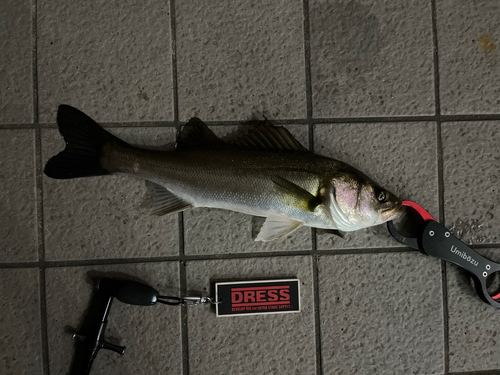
left=380, top=203, right=405, bottom=221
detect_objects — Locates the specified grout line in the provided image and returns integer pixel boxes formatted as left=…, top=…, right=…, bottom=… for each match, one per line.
left=169, top=0, right=179, bottom=124
left=169, top=116, right=440, bottom=125
left=0, top=123, right=43, bottom=129
left=43, top=114, right=500, bottom=125
left=308, top=122, right=315, bottom=151
left=179, top=218, right=189, bottom=375
left=440, top=114, right=500, bottom=121
left=469, top=243, right=500, bottom=249
left=39, top=268, right=50, bottom=375
left=0, top=256, right=181, bottom=269
left=34, top=118, right=44, bottom=271
left=180, top=259, right=190, bottom=375
left=430, top=0, right=450, bottom=373
left=316, top=247, right=415, bottom=255
left=178, top=213, right=189, bottom=375
left=0, top=247, right=434, bottom=270
left=436, top=122, right=450, bottom=375
left=441, top=260, right=450, bottom=375
left=31, top=0, right=50, bottom=373
left=435, top=122, right=449, bottom=375
left=311, top=228, right=318, bottom=256
left=4, top=242, right=500, bottom=269
left=0, top=247, right=421, bottom=269
left=178, top=214, right=186, bottom=259
left=169, top=1, right=189, bottom=373
left=31, top=0, right=39, bottom=125
left=431, top=0, right=441, bottom=120
left=448, top=371, right=500, bottom=375
left=301, top=0, right=324, bottom=367
left=95, top=121, right=178, bottom=128
left=431, top=0, right=444, bottom=226
left=448, top=372, right=500, bottom=375
left=312, top=253, right=323, bottom=375
left=5, top=113, right=500, bottom=131
left=436, top=122, right=445, bottom=225
left=0, top=121, right=178, bottom=129
left=302, top=0, right=313, bottom=121
left=34, top=128, right=50, bottom=375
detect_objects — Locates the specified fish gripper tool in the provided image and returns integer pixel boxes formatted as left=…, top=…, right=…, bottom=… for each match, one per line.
left=388, top=200, right=500, bottom=308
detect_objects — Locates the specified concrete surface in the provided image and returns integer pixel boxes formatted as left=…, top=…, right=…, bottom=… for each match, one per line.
left=1, top=0, right=500, bottom=374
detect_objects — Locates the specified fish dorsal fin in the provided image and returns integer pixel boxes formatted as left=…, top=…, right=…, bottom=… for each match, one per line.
left=255, top=213, right=303, bottom=241
left=146, top=181, right=192, bottom=215
left=177, top=118, right=226, bottom=149
left=229, top=119, right=309, bottom=152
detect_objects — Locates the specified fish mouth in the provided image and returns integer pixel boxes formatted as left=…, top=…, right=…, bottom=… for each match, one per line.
left=380, top=203, right=405, bottom=222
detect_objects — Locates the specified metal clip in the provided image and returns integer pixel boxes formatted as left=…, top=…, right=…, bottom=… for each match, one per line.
left=181, top=296, right=221, bottom=306
left=157, top=295, right=220, bottom=306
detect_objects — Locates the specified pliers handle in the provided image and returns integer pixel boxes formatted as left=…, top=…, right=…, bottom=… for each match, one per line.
left=388, top=201, right=500, bottom=308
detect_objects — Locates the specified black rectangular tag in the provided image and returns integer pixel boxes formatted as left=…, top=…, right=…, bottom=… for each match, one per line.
left=215, top=279, right=300, bottom=317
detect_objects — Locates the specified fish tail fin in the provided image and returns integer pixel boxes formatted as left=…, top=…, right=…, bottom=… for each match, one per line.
left=44, top=105, right=128, bottom=179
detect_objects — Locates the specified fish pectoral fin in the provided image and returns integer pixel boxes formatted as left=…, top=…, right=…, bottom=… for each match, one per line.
left=146, top=181, right=192, bottom=216
left=255, top=214, right=303, bottom=242
left=315, top=228, right=345, bottom=239
left=272, top=176, right=321, bottom=212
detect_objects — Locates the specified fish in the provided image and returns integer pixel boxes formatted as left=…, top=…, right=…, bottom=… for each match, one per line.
left=44, top=105, right=404, bottom=241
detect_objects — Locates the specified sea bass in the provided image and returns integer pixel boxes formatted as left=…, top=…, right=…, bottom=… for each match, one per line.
left=44, top=105, right=404, bottom=241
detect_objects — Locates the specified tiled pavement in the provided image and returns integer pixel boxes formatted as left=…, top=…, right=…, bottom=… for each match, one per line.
left=1, top=0, right=500, bottom=374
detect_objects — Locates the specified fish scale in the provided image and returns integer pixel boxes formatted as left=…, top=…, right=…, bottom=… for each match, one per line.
left=121, top=148, right=329, bottom=226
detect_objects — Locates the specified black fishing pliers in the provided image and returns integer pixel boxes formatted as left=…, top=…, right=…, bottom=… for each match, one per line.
left=388, top=200, right=500, bottom=308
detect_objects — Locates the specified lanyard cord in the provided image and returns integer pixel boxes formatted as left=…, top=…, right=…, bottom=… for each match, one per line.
left=157, top=295, right=184, bottom=305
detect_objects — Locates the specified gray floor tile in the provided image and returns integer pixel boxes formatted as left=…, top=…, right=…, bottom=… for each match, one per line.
left=176, top=0, right=307, bottom=122
left=45, top=262, right=181, bottom=375
left=42, top=127, right=179, bottom=260
left=183, top=124, right=312, bottom=255
left=442, top=122, right=499, bottom=245
left=0, top=0, right=33, bottom=124
left=0, top=269, right=42, bottom=374
left=37, top=0, right=173, bottom=123
left=314, top=122, right=439, bottom=250
left=309, top=0, right=434, bottom=118
left=447, top=247, right=500, bottom=372
left=186, top=256, right=316, bottom=374
left=437, top=0, right=500, bottom=114
left=0, top=129, right=38, bottom=262
left=184, top=208, right=312, bottom=254
left=4, top=0, right=500, bottom=372
left=318, top=252, right=444, bottom=374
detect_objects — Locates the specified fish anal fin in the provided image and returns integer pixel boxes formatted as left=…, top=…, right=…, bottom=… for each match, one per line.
left=146, top=181, right=192, bottom=216
left=255, top=214, right=303, bottom=241
left=177, top=118, right=226, bottom=149
left=272, top=176, right=321, bottom=212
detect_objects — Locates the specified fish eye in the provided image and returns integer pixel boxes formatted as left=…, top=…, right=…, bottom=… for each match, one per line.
left=377, top=191, right=388, bottom=203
